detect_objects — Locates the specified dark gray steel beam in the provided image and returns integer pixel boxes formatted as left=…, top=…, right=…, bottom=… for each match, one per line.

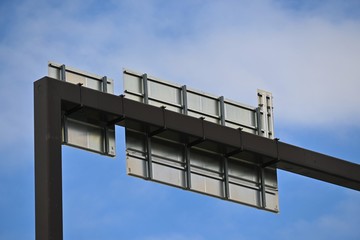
left=276, top=142, right=360, bottom=191
left=34, top=76, right=360, bottom=240
left=34, top=79, right=63, bottom=240
left=34, top=78, right=80, bottom=240
left=37, top=77, right=360, bottom=191
left=34, top=83, right=60, bottom=240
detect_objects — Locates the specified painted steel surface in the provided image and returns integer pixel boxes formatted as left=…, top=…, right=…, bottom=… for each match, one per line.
left=34, top=76, right=360, bottom=239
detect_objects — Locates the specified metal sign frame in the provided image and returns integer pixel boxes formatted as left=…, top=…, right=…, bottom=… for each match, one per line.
left=123, top=69, right=275, bottom=138
left=126, top=128, right=279, bottom=211
left=34, top=76, right=360, bottom=240
left=48, top=62, right=116, bottom=156
left=123, top=69, right=279, bottom=211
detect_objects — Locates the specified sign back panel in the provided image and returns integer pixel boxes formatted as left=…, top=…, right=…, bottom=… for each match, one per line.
left=123, top=69, right=279, bottom=212
left=126, top=128, right=279, bottom=212
left=48, top=62, right=116, bottom=156
left=123, top=69, right=274, bottom=138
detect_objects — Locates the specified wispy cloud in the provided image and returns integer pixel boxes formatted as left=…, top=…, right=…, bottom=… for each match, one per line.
left=278, top=192, right=360, bottom=239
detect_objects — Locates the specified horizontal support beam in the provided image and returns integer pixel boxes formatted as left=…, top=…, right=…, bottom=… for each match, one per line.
left=36, top=76, right=360, bottom=191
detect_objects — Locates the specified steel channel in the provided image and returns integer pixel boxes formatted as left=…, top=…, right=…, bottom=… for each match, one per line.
left=259, top=168, right=267, bottom=208
left=182, top=85, right=188, bottom=114
left=60, top=64, right=66, bottom=81
left=34, top=79, right=64, bottom=240
left=142, top=74, right=149, bottom=104
left=219, top=96, right=225, bottom=126
left=102, top=76, right=108, bottom=93
left=145, top=133, right=153, bottom=179
left=185, top=146, right=192, bottom=189
left=223, top=156, right=230, bottom=199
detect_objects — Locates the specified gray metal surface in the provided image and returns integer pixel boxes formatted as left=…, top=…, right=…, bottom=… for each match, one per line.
left=123, top=69, right=274, bottom=137
left=48, top=62, right=116, bottom=156
left=34, top=78, right=64, bottom=240
left=48, top=62, right=114, bottom=93
left=123, top=69, right=279, bottom=212
left=126, top=128, right=279, bottom=212
left=257, top=89, right=275, bottom=138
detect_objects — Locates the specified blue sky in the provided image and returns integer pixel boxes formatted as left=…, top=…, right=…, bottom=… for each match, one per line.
left=1, top=0, right=360, bottom=239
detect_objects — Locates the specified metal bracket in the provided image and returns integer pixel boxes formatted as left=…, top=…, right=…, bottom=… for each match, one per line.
left=261, top=138, right=280, bottom=168
left=181, top=85, right=188, bottom=114
left=149, top=106, right=167, bottom=137
left=219, top=96, right=225, bottom=126
left=224, top=127, right=244, bottom=157
left=259, top=168, right=267, bottom=208
left=222, top=156, right=230, bottom=199
left=187, top=117, right=206, bottom=147
left=60, top=64, right=66, bottom=81
left=102, top=76, right=108, bottom=93
left=142, top=73, right=149, bottom=104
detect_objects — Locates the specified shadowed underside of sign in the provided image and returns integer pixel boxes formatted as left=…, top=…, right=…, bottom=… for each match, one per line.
left=48, top=62, right=116, bottom=156
left=126, top=128, right=279, bottom=212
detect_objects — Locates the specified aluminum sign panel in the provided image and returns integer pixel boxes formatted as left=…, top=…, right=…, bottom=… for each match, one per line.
left=48, top=62, right=116, bottom=156
left=123, top=69, right=274, bottom=138
left=63, top=118, right=116, bottom=156
left=123, top=69, right=278, bottom=212
left=257, top=89, right=275, bottom=138
left=48, top=62, right=114, bottom=93
left=126, top=128, right=279, bottom=212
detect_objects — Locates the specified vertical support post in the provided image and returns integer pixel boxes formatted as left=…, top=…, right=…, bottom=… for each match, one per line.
left=145, top=133, right=153, bottom=180
left=60, top=64, right=66, bottom=81
left=257, top=90, right=275, bottom=139
left=255, top=90, right=270, bottom=206
left=142, top=74, right=149, bottom=104
left=266, top=94, right=274, bottom=139
left=223, top=156, right=230, bottom=199
left=256, top=107, right=262, bottom=136
left=181, top=85, right=188, bottom=115
left=184, top=145, right=192, bottom=189
left=104, top=126, right=110, bottom=155
left=259, top=168, right=267, bottom=209
left=62, top=115, right=68, bottom=144
left=257, top=92, right=265, bottom=137
left=102, top=76, right=108, bottom=93
left=101, top=76, right=112, bottom=156
left=219, top=96, right=225, bottom=126
left=34, top=80, right=63, bottom=240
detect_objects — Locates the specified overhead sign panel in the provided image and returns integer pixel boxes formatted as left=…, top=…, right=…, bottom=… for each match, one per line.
left=48, top=62, right=114, bottom=93
left=123, top=69, right=279, bottom=212
left=123, top=69, right=274, bottom=138
left=126, top=128, right=279, bottom=212
left=48, top=62, right=116, bottom=156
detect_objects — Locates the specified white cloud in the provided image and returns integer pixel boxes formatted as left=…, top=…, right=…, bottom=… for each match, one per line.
left=135, top=2, right=360, bottom=128
left=1, top=0, right=360, bottom=161
left=51, top=0, right=359, bottom=128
